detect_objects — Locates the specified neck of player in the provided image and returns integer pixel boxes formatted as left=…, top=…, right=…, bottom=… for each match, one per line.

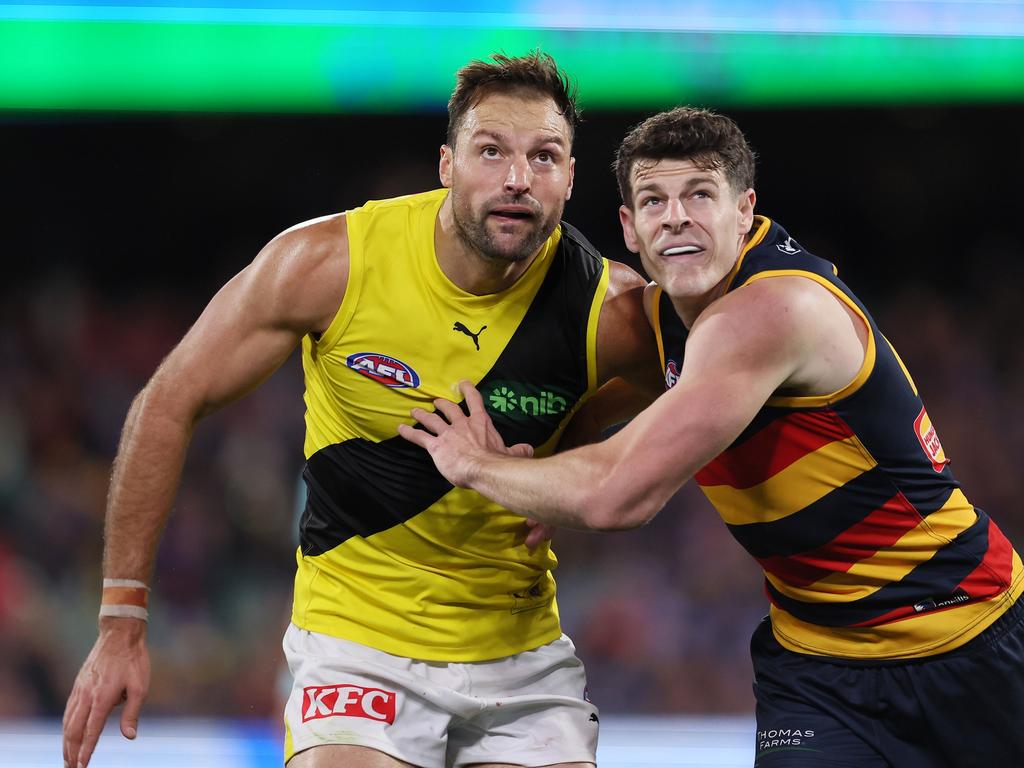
left=434, top=201, right=539, bottom=296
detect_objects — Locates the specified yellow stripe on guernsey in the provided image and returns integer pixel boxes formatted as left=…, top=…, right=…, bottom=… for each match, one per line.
left=651, top=285, right=666, bottom=372
left=766, top=490, right=977, bottom=603
left=773, top=550, right=1024, bottom=659
left=294, top=189, right=609, bottom=661
left=663, top=215, right=1023, bottom=661
left=703, top=434, right=878, bottom=526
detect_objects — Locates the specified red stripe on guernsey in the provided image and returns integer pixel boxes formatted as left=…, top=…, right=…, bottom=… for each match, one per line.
left=850, top=603, right=919, bottom=626
left=756, top=492, right=920, bottom=587
left=958, top=519, right=1014, bottom=598
left=696, top=409, right=854, bottom=489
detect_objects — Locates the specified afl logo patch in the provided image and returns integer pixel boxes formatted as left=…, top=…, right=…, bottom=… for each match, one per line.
left=346, top=352, right=420, bottom=389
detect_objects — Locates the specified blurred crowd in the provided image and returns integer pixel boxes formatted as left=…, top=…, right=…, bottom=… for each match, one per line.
left=2, top=255, right=1021, bottom=720
left=3, top=102, right=1023, bottom=723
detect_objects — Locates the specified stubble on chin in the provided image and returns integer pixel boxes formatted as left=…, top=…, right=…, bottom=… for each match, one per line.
left=452, top=197, right=559, bottom=264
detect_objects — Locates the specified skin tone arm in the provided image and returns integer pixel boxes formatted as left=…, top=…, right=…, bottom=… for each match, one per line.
left=401, top=274, right=867, bottom=531
left=523, top=259, right=661, bottom=548
left=594, top=261, right=664, bottom=402
left=556, top=265, right=662, bottom=445
left=62, top=215, right=349, bottom=768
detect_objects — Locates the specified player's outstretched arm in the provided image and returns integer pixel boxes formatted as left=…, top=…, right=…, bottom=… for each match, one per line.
left=62, top=214, right=349, bottom=768
left=519, top=262, right=661, bottom=550
left=401, top=277, right=830, bottom=532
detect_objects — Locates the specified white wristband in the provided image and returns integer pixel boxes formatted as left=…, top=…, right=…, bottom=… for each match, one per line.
left=100, top=578, right=150, bottom=621
left=99, top=604, right=149, bottom=621
left=103, top=578, right=149, bottom=590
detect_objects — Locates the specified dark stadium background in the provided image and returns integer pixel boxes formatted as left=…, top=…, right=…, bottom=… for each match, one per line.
left=2, top=103, right=1023, bottom=720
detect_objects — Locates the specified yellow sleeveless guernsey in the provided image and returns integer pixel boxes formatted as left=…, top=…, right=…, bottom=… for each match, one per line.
left=293, top=189, right=609, bottom=661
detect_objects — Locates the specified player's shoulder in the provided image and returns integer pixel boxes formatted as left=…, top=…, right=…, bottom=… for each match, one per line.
left=557, top=219, right=604, bottom=272
left=268, top=212, right=349, bottom=266
left=250, top=213, right=348, bottom=331
left=706, top=273, right=830, bottom=353
left=277, top=210, right=348, bottom=241
left=557, top=220, right=646, bottom=293
left=354, top=188, right=448, bottom=218
left=738, top=215, right=837, bottom=281
left=386, top=188, right=448, bottom=207
left=605, top=258, right=646, bottom=296
left=641, top=280, right=660, bottom=324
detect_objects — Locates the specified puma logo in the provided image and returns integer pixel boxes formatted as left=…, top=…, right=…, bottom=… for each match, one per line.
left=453, top=321, right=487, bottom=351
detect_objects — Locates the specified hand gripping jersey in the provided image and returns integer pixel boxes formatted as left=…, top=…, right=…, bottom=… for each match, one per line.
left=654, top=216, right=1023, bottom=659
left=294, top=189, right=609, bottom=661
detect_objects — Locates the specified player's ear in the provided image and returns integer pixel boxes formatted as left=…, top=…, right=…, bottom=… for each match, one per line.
left=439, top=144, right=454, bottom=188
left=619, top=204, right=640, bottom=253
left=737, top=187, right=756, bottom=234
left=565, top=156, right=575, bottom=201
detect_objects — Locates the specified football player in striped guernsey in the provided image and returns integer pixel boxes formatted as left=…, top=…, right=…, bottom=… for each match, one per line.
left=404, top=107, right=1024, bottom=767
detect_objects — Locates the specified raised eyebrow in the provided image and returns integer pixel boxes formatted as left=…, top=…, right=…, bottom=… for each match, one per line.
left=686, top=174, right=722, bottom=189
left=470, top=129, right=510, bottom=145
left=535, top=134, right=567, bottom=151
left=635, top=175, right=720, bottom=195
left=633, top=180, right=666, bottom=196
left=469, top=130, right=567, bottom=152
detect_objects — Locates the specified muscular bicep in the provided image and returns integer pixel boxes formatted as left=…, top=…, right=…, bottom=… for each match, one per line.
left=155, top=273, right=302, bottom=421
left=588, top=279, right=818, bottom=516
left=147, top=215, right=348, bottom=423
left=666, top=279, right=814, bottom=446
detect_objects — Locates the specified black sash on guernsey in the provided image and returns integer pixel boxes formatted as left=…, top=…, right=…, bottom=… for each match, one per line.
left=301, top=222, right=604, bottom=555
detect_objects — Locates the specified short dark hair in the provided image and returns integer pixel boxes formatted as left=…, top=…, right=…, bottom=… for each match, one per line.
left=447, top=51, right=579, bottom=147
left=614, top=107, right=756, bottom=204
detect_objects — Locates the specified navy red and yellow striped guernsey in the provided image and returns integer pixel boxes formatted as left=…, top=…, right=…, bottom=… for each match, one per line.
left=653, top=215, right=1023, bottom=659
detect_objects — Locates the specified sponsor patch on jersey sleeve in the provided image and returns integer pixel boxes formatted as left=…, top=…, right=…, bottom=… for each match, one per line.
left=914, top=405, right=949, bottom=472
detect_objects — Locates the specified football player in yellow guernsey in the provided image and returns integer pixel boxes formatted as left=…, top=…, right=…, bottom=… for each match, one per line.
left=404, top=107, right=1024, bottom=768
left=63, top=53, right=661, bottom=768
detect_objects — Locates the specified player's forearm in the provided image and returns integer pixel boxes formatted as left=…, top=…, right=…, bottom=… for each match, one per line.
left=101, top=383, right=196, bottom=583
left=466, top=441, right=662, bottom=531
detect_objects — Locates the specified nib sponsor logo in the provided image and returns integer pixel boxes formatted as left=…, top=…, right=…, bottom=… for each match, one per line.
left=302, top=684, right=397, bottom=724
left=485, top=381, right=569, bottom=420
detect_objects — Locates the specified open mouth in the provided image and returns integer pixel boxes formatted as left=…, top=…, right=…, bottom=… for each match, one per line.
left=491, top=209, right=534, bottom=221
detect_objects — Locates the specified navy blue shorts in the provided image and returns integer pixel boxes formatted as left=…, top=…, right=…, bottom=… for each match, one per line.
left=751, top=596, right=1024, bottom=767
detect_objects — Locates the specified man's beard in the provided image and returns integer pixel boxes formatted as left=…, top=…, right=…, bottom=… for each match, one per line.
left=450, top=191, right=561, bottom=264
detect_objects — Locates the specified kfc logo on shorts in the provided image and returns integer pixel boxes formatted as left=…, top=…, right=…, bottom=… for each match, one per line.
left=302, top=684, right=397, bottom=724
left=914, top=406, right=949, bottom=473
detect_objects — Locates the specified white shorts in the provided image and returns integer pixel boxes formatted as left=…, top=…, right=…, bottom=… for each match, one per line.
left=282, top=623, right=599, bottom=767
